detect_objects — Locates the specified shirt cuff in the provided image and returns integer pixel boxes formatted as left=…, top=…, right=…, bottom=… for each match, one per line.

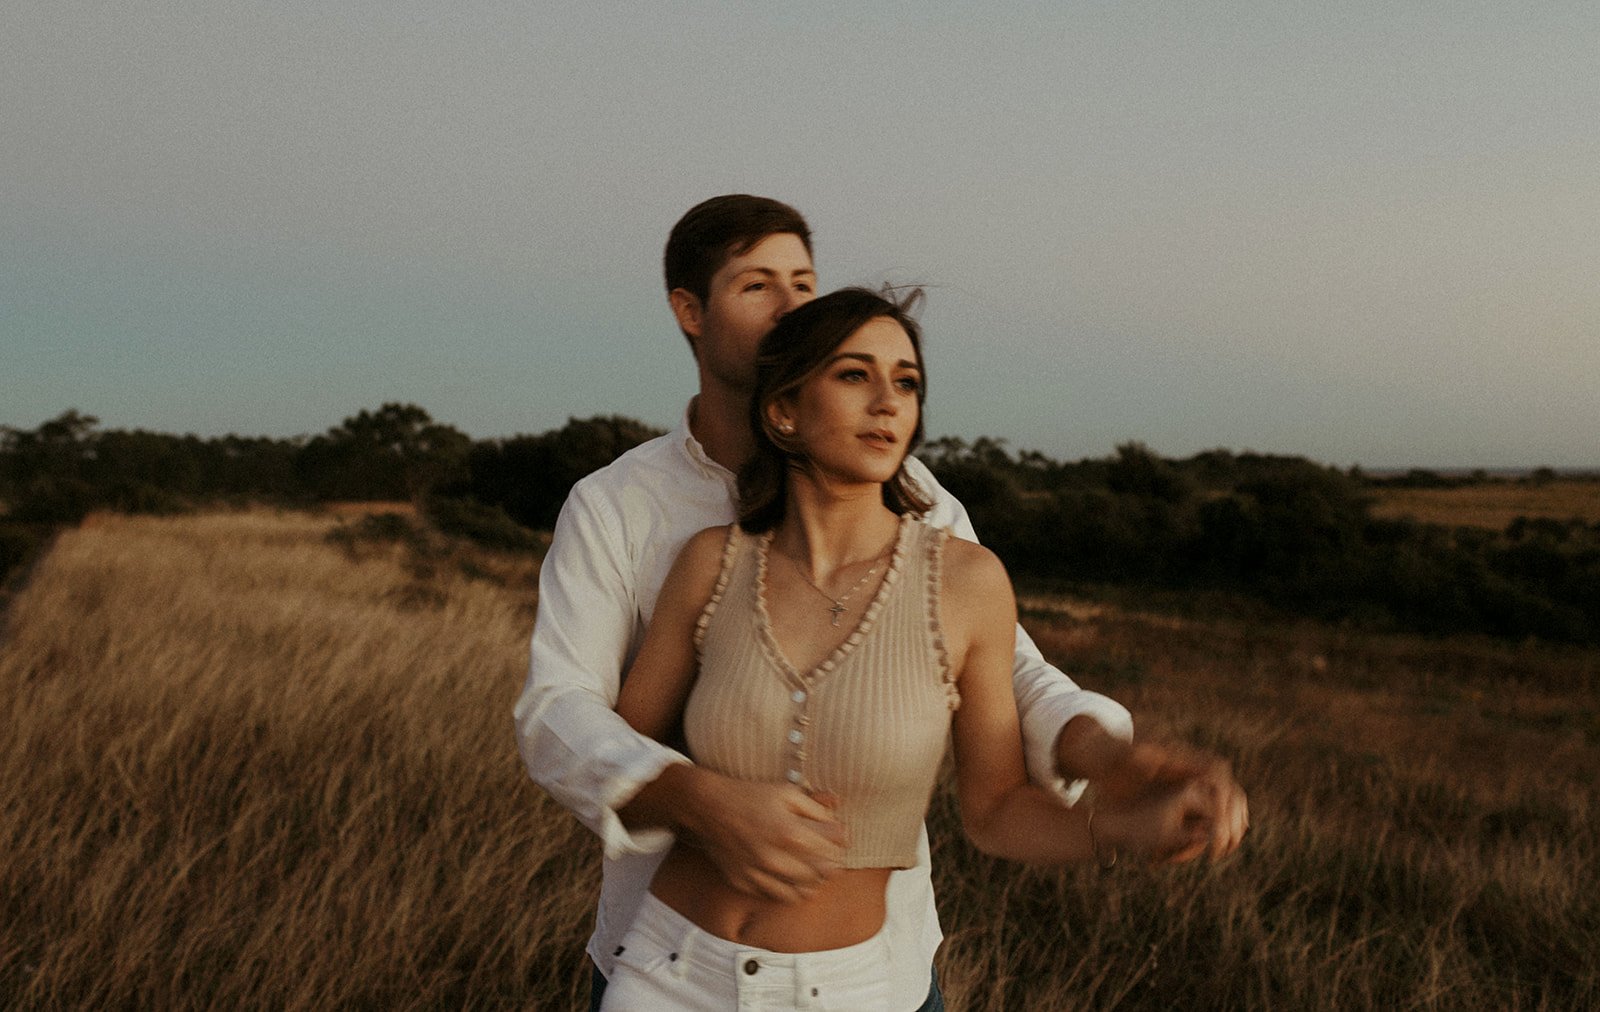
left=596, top=746, right=693, bottom=861
left=1022, top=691, right=1134, bottom=807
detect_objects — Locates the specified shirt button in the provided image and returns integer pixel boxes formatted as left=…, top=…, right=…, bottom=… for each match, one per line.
left=792, top=689, right=807, bottom=704
left=744, top=959, right=760, bottom=975
left=787, top=769, right=802, bottom=783
left=788, top=729, right=804, bottom=744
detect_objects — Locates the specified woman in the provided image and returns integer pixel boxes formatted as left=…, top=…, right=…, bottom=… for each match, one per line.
left=607, top=288, right=1209, bottom=1010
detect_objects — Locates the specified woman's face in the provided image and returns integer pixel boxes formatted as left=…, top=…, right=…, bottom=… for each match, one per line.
left=771, top=316, right=922, bottom=488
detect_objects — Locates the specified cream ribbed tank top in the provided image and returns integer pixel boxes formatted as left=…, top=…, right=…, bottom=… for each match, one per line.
left=684, top=515, right=960, bottom=869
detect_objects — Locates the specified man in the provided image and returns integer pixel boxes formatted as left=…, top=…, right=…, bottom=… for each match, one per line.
left=515, top=195, right=1247, bottom=1010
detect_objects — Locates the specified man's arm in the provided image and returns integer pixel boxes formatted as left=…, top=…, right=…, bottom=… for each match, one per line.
left=512, top=485, right=687, bottom=859
left=513, top=485, right=846, bottom=893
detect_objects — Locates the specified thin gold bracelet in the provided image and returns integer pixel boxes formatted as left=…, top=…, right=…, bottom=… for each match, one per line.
left=1083, top=784, right=1119, bottom=870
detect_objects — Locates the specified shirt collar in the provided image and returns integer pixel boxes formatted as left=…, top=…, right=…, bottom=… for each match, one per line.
left=676, top=396, right=737, bottom=486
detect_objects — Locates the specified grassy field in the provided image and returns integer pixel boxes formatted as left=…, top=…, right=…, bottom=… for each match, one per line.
left=1368, top=479, right=1600, bottom=530
left=2, top=510, right=1597, bottom=1009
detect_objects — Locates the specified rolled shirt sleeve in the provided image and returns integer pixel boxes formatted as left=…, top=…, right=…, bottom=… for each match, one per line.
left=513, top=483, right=690, bottom=859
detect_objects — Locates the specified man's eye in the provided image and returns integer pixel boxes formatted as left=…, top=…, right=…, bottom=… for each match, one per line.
left=795, top=282, right=814, bottom=293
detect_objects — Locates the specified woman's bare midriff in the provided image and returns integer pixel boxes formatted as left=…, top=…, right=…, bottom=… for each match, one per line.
left=650, top=844, right=893, bottom=952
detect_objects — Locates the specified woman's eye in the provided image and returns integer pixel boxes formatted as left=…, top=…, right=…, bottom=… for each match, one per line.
left=896, top=377, right=921, bottom=392
left=838, top=369, right=867, bottom=382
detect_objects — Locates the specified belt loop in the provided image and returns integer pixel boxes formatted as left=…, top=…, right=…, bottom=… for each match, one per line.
left=795, top=964, right=814, bottom=1009
left=670, top=920, right=695, bottom=979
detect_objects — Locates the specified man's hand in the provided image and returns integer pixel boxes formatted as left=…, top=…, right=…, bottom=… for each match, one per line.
left=1094, top=743, right=1248, bottom=864
left=621, top=765, right=847, bottom=903
left=683, top=779, right=849, bottom=902
left=1057, top=717, right=1248, bottom=864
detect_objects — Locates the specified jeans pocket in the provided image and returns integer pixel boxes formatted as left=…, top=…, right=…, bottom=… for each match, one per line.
left=611, top=925, right=676, bottom=978
left=601, top=931, right=684, bottom=1011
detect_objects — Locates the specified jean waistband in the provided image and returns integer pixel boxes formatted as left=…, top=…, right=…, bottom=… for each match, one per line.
left=628, top=892, right=889, bottom=980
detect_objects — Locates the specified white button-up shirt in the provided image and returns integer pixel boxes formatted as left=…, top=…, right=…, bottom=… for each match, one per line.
left=513, top=407, right=1133, bottom=993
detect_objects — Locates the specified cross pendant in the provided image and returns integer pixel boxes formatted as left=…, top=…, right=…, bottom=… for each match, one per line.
left=828, top=602, right=845, bottom=626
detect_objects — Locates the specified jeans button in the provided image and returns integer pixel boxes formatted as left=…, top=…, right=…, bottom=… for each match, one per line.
left=744, top=958, right=760, bottom=975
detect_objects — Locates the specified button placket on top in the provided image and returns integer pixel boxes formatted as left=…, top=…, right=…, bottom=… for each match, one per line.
left=754, top=519, right=910, bottom=797
left=787, top=687, right=811, bottom=786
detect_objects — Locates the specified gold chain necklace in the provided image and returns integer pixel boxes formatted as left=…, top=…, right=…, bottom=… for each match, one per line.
left=784, top=550, right=888, bottom=626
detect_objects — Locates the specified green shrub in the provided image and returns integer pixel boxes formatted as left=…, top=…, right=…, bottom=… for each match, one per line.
left=424, top=497, right=538, bottom=552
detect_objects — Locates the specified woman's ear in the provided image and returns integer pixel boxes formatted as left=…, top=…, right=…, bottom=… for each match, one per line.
left=765, top=398, right=796, bottom=437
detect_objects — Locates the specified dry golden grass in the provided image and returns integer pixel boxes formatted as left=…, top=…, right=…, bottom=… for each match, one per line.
left=3, top=510, right=1597, bottom=1009
left=1, top=509, right=595, bottom=1009
left=1368, top=480, right=1600, bottom=529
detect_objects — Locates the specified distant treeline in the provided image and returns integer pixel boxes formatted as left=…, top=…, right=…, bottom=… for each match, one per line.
left=4, top=406, right=1597, bottom=645
left=923, top=438, right=1599, bottom=644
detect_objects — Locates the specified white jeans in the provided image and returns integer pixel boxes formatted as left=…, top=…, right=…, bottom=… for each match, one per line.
left=598, top=893, right=895, bottom=1011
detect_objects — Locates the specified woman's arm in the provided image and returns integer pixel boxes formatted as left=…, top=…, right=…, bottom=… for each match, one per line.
left=945, top=539, right=1094, bottom=862
left=614, top=525, right=729, bottom=739
left=945, top=539, right=1214, bottom=865
left=909, top=456, right=1134, bottom=793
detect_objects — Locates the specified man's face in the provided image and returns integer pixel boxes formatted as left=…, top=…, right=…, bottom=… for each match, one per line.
left=674, top=232, right=816, bottom=392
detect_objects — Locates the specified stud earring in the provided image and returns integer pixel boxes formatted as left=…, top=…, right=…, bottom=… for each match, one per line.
left=778, top=422, right=794, bottom=434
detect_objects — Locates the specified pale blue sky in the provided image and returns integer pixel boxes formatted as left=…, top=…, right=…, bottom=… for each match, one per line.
left=4, top=2, right=1597, bottom=468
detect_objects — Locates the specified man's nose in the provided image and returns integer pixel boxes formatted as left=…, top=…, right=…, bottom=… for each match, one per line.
left=778, top=286, right=813, bottom=315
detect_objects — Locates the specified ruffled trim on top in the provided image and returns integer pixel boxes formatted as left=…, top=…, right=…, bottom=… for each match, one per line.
left=753, top=514, right=913, bottom=691
left=692, top=525, right=742, bottom=655
left=926, top=525, right=959, bottom=711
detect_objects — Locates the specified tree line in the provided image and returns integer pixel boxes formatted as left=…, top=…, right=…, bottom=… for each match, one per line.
left=4, top=406, right=1597, bottom=645
left=923, top=438, right=1598, bottom=644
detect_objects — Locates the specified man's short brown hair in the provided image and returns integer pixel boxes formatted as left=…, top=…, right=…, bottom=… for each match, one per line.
left=663, top=195, right=813, bottom=303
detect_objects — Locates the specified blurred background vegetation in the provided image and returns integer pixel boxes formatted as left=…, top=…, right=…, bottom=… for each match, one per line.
left=4, top=405, right=1598, bottom=645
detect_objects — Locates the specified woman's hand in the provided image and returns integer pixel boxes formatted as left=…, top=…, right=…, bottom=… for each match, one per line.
left=1089, top=742, right=1249, bottom=864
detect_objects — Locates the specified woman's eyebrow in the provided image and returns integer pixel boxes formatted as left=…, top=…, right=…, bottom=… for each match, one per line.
left=823, top=352, right=920, bottom=371
left=824, top=352, right=873, bottom=366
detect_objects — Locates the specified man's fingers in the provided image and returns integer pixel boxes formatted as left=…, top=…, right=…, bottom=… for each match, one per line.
left=737, top=868, right=815, bottom=905
left=1105, top=744, right=1225, bottom=801
left=1188, top=764, right=1247, bottom=861
left=809, top=790, right=842, bottom=810
left=1101, top=740, right=1248, bottom=866
left=790, top=794, right=844, bottom=826
left=1211, top=783, right=1249, bottom=860
left=728, top=845, right=835, bottom=899
left=789, top=790, right=850, bottom=851
left=697, top=780, right=851, bottom=897
left=1159, top=833, right=1210, bottom=865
